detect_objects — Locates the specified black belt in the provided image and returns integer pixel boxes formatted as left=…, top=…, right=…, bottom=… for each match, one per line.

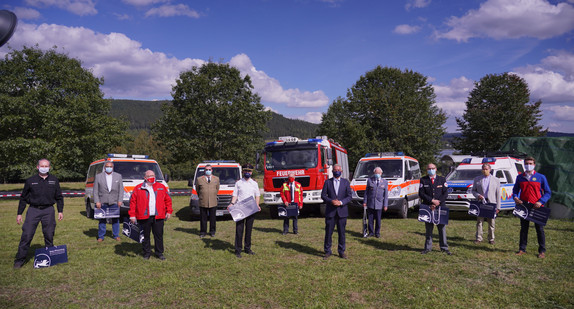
left=31, top=205, right=53, bottom=209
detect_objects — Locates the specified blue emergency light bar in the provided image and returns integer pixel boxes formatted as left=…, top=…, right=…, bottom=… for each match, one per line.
left=203, top=160, right=236, bottom=163
left=482, top=157, right=496, bottom=163
left=365, top=152, right=404, bottom=157
left=107, top=154, right=149, bottom=159
left=461, top=158, right=473, bottom=164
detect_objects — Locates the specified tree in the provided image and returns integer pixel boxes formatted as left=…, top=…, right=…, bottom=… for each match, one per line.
left=453, top=73, right=546, bottom=154
left=318, top=66, right=446, bottom=170
left=0, top=46, right=128, bottom=182
left=153, top=62, right=271, bottom=167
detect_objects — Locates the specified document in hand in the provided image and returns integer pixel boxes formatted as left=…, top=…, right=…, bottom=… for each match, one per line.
left=94, top=205, right=120, bottom=219
left=418, top=204, right=449, bottom=225
left=278, top=203, right=299, bottom=218
left=229, top=196, right=260, bottom=222
left=468, top=202, right=497, bottom=219
left=122, top=217, right=144, bottom=243
left=513, top=203, right=551, bottom=226
left=34, top=245, right=68, bottom=269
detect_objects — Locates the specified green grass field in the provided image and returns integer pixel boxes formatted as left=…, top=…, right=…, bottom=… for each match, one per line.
left=1, top=196, right=573, bottom=308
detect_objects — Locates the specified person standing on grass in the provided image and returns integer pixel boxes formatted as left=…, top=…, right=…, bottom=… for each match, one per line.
left=129, top=170, right=172, bottom=260
left=321, top=164, right=353, bottom=260
left=471, top=163, right=501, bottom=245
left=14, top=159, right=64, bottom=269
left=229, top=163, right=260, bottom=258
left=197, top=164, right=220, bottom=238
left=94, top=161, right=124, bottom=243
left=419, top=163, right=451, bottom=255
left=363, top=167, right=388, bottom=238
left=280, top=172, right=303, bottom=235
left=513, top=156, right=551, bottom=259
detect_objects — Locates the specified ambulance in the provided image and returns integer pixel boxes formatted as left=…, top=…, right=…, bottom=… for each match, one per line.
left=188, top=161, right=242, bottom=217
left=350, top=153, right=421, bottom=218
left=85, top=154, right=169, bottom=218
left=445, top=154, right=525, bottom=211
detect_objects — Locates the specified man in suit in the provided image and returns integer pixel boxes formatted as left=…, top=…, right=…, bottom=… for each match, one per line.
left=363, top=167, right=388, bottom=238
left=94, top=161, right=124, bottom=242
left=321, top=164, right=353, bottom=259
left=471, top=163, right=501, bottom=244
left=419, top=163, right=451, bottom=255
left=197, top=164, right=220, bottom=238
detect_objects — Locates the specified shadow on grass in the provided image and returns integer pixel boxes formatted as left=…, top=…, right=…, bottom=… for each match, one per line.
left=201, top=238, right=234, bottom=251
left=175, top=207, right=196, bottom=222
left=447, top=239, right=514, bottom=253
left=358, top=238, right=419, bottom=252
left=114, top=242, right=142, bottom=257
left=275, top=240, right=323, bottom=256
left=83, top=228, right=99, bottom=239
left=17, top=244, right=46, bottom=266
left=174, top=227, right=200, bottom=235
left=253, top=226, right=283, bottom=234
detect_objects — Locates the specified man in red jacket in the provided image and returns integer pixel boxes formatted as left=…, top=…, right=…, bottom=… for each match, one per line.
left=129, top=170, right=172, bottom=260
left=280, top=172, right=303, bottom=235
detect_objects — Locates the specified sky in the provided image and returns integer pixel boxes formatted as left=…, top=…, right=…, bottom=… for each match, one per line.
left=1, top=0, right=574, bottom=133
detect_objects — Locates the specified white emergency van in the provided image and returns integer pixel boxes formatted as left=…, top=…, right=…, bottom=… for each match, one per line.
left=85, top=154, right=169, bottom=218
left=350, top=153, right=421, bottom=218
left=188, top=161, right=242, bottom=217
left=445, top=154, right=525, bottom=211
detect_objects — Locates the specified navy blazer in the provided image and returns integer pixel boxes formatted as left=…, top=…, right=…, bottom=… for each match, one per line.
left=418, top=175, right=448, bottom=206
left=364, top=177, right=389, bottom=210
left=321, top=177, right=353, bottom=218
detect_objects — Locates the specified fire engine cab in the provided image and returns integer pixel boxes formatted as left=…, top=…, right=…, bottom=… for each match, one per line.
left=261, top=136, right=349, bottom=217
left=350, top=152, right=421, bottom=218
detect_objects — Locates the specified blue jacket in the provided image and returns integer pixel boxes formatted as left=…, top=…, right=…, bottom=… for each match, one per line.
left=321, top=177, right=353, bottom=218
left=363, top=177, right=389, bottom=210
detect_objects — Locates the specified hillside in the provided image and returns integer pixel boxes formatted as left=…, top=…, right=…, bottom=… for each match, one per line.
left=109, top=99, right=319, bottom=139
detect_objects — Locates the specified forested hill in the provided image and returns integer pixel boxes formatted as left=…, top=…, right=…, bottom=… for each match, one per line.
left=109, top=99, right=319, bottom=139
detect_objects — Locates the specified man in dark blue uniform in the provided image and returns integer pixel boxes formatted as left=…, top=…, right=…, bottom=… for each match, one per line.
left=419, top=163, right=451, bottom=255
left=14, top=159, right=64, bottom=268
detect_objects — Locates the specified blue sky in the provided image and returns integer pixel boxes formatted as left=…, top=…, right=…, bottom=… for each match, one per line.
left=2, top=0, right=574, bottom=132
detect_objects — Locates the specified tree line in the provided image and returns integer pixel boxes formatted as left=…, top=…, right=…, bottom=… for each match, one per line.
left=0, top=46, right=545, bottom=182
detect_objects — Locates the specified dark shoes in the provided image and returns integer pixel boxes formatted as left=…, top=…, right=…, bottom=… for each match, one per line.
left=235, top=252, right=242, bottom=258
left=143, top=254, right=151, bottom=260
left=156, top=254, right=166, bottom=261
left=282, top=231, right=287, bottom=235
left=340, top=252, right=348, bottom=259
left=13, top=261, right=24, bottom=269
left=488, top=240, right=495, bottom=245
left=199, top=234, right=206, bottom=238
left=323, top=253, right=331, bottom=260
left=375, top=235, right=380, bottom=238
left=421, top=249, right=431, bottom=254
left=210, top=233, right=216, bottom=237
left=245, top=250, right=255, bottom=255
left=441, top=249, right=453, bottom=255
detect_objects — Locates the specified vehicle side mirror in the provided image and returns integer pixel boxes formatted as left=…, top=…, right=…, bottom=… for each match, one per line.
left=164, top=174, right=170, bottom=183
left=188, top=177, right=194, bottom=187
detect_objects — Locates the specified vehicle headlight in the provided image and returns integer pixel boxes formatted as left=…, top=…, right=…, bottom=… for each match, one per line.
left=389, top=186, right=401, bottom=197
left=466, top=186, right=473, bottom=194
left=123, top=191, right=131, bottom=201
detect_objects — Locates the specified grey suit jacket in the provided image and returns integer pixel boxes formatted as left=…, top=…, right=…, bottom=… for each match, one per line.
left=93, top=171, right=124, bottom=205
left=364, top=177, right=389, bottom=210
left=471, top=174, right=501, bottom=210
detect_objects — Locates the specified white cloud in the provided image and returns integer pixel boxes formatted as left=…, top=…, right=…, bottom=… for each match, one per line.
left=435, top=0, right=574, bottom=42
left=114, top=13, right=131, bottom=21
left=13, top=7, right=41, bottom=20
left=229, top=54, right=329, bottom=108
left=405, top=0, right=431, bottom=11
left=297, top=112, right=323, bottom=124
left=432, top=76, right=474, bottom=116
left=145, top=4, right=200, bottom=18
left=25, top=0, right=97, bottom=16
left=393, top=24, right=421, bottom=35
left=545, top=105, right=574, bottom=121
left=122, top=0, right=168, bottom=6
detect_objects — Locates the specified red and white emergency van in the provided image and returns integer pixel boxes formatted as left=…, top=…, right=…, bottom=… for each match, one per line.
left=85, top=154, right=169, bottom=218
left=350, top=153, right=421, bottom=218
left=188, top=161, right=242, bottom=217
left=261, top=136, right=349, bottom=217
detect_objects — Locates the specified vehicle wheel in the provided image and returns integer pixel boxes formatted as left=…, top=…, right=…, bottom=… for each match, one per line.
left=399, top=199, right=408, bottom=219
left=86, top=200, right=93, bottom=219
left=270, top=205, right=278, bottom=219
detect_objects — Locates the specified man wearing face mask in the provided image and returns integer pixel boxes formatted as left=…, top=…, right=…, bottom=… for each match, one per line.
left=419, top=163, right=451, bottom=255
left=94, top=161, right=124, bottom=242
left=229, top=164, right=260, bottom=258
left=129, top=170, right=172, bottom=260
left=513, top=156, right=551, bottom=258
left=197, top=164, right=220, bottom=238
left=321, top=164, right=353, bottom=259
left=471, top=163, right=501, bottom=244
left=280, top=172, right=303, bottom=235
left=14, top=159, right=64, bottom=269
left=363, top=167, right=388, bottom=238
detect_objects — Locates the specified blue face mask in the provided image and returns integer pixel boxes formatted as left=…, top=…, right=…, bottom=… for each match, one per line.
left=105, top=167, right=113, bottom=174
left=205, top=170, right=212, bottom=176
left=333, top=171, right=342, bottom=178
left=427, top=169, right=436, bottom=176
left=244, top=172, right=252, bottom=179
left=374, top=173, right=381, bottom=179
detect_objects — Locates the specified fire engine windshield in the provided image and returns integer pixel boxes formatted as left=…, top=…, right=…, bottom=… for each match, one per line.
left=195, top=167, right=240, bottom=185
left=354, top=160, right=403, bottom=179
left=112, top=162, right=164, bottom=181
left=447, top=169, right=483, bottom=181
left=265, top=149, right=318, bottom=171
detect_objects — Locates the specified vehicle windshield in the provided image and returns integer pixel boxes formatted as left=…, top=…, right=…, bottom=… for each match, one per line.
left=447, top=169, right=483, bottom=181
left=265, top=149, right=318, bottom=171
left=196, top=167, right=240, bottom=185
left=113, top=162, right=164, bottom=181
left=353, top=160, right=403, bottom=179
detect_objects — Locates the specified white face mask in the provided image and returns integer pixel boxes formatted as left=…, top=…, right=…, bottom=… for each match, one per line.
left=105, top=167, right=113, bottom=173
left=524, top=164, right=535, bottom=172
left=39, top=167, right=50, bottom=174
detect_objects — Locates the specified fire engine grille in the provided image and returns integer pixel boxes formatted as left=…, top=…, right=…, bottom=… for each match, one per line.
left=272, top=176, right=311, bottom=188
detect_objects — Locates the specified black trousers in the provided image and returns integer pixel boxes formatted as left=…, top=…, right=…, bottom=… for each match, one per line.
left=15, top=206, right=56, bottom=263
left=519, top=218, right=546, bottom=253
left=283, top=216, right=298, bottom=233
left=324, top=214, right=347, bottom=255
left=235, top=213, right=255, bottom=254
left=367, top=208, right=382, bottom=236
left=200, top=207, right=217, bottom=235
left=140, top=216, right=165, bottom=256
